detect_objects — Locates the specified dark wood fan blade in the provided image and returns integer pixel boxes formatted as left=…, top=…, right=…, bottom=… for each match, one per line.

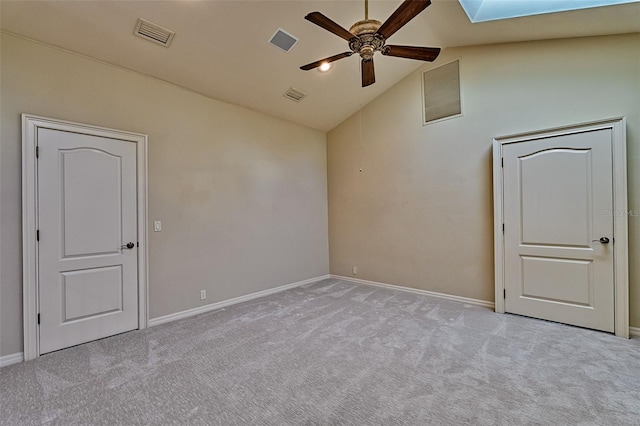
left=300, top=52, right=354, bottom=70
left=376, top=0, right=431, bottom=39
left=362, top=59, right=375, bottom=87
left=305, top=12, right=355, bottom=41
left=382, top=45, right=440, bottom=61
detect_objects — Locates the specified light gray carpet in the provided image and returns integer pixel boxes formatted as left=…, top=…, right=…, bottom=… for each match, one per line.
left=1, top=278, right=639, bottom=425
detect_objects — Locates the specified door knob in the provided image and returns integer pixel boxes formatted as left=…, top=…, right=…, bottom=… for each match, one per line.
left=592, top=237, right=610, bottom=244
left=120, top=242, right=135, bottom=249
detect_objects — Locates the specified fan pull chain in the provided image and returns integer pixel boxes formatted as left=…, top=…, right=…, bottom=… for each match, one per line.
left=358, top=105, right=363, bottom=172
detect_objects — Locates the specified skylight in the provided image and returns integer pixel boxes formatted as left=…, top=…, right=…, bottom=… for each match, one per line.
left=458, top=0, right=639, bottom=23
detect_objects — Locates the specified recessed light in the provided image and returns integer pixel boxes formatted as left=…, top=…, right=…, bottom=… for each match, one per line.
left=318, top=62, right=332, bottom=72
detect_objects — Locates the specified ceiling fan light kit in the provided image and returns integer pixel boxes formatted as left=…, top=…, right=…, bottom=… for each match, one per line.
left=300, top=0, right=441, bottom=87
left=318, top=62, right=332, bottom=72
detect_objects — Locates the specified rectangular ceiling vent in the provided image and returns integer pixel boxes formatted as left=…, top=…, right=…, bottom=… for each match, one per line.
left=269, top=28, right=298, bottom=53
left=134, top=18, right=175, bottom=47
left=283, top=87, right=307, bottom=102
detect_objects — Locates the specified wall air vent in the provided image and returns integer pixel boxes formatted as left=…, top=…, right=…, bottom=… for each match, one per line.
left=422, top=59, right=462, bottom=125
left=134, top=18, right=175, bottom=47
left=269, top=28, right=298, bottom=53
left=283, top=87, right=307, bottom=102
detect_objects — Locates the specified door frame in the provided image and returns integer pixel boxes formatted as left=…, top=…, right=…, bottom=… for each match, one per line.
left=22, top=114, right=149, bottom=360
left=492, top=117, right=629, bottom=338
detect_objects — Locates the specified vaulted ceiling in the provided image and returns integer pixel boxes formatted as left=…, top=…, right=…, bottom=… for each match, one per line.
left=2, top=0, right=639, bottom=131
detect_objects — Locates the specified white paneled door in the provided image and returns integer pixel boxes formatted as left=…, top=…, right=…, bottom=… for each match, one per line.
left=502, top=129, right=615, bottom=332
left=38, top=128, right=139, bottom=354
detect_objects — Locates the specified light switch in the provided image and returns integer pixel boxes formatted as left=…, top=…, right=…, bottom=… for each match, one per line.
left=154, top=221, right=162, bottom=232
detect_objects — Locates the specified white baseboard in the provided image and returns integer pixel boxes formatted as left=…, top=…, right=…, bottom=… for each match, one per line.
left=630, top=327, right=640, bottom=338
left=331, top=274, right=495, bottom=309
left=148, top=274, right=331, bottom=327
left=0, top=352, right=24, bottom=368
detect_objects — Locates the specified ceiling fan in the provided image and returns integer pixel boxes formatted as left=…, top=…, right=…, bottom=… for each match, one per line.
left=300, top=0, right=441, bottom=87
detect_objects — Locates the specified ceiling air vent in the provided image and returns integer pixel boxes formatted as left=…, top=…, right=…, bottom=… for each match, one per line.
left=283, top=87, right=307, bottom=102
left=134, top=18, right=175, bottom=47
left=269, top=28, right=298, bottom=53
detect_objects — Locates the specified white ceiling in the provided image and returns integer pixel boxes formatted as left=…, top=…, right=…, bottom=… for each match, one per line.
left=1, top=0, right=639, bottom=131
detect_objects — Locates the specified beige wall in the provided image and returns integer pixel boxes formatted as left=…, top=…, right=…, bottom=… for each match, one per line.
left=328, top=34, right=640, bottom=326
left=2, top=32, right=638, bottom=358
left=0, top=33, right=329, bottom=357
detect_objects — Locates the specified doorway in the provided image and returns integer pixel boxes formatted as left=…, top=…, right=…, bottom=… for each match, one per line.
left=492, top=118, right=629, bottom=337
left=22, top=115, right=149, bottom=359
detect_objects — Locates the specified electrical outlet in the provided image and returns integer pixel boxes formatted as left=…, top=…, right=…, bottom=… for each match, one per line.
left=200, top=290, right=206, bottom=300
left=352, top=266, right=358, bottom=275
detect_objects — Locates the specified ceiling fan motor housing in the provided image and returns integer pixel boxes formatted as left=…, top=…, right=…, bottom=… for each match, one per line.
left=300, top=0, right=440, bottom=87
left=348, top=19, right=384, bottom=60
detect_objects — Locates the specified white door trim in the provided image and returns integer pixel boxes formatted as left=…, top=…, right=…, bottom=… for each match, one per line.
left=492, top=117, right=629, bottom=338
left=22, top=114, right=149, bottom=360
